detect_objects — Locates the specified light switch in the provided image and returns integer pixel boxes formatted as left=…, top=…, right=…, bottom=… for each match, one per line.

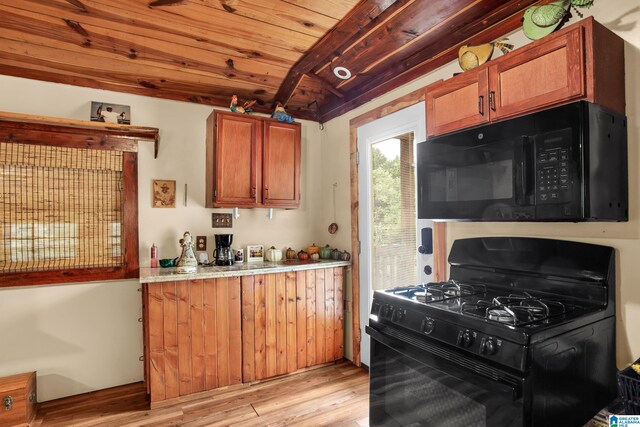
left=212, top=213, right=233, bottom=228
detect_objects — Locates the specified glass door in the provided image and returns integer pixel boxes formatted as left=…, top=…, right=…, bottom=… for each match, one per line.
left=357, top=102, right=431, bottom=367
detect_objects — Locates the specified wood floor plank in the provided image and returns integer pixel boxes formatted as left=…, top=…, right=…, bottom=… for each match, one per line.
left=35, top=362, right=369, bottom=427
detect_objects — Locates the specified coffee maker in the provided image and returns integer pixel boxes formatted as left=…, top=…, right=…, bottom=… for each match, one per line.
left=214, top=234, right=234, bottom=266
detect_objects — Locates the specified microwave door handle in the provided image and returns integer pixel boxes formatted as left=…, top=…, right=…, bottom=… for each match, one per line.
left=517, top=136, right=533, bottom=206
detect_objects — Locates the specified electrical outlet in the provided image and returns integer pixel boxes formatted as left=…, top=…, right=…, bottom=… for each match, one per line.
left=212, top=213, right=233, bottom=228
left=196, top=236, right=207, bottom=251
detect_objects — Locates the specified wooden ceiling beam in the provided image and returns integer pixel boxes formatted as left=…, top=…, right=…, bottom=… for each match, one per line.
left=322, top=0, right=505, bottom=88
left=0, top=9, right=287, bottom=89
left=273, top=0, right=400, bottom=107
left=6, top=0, right=303, bottom=66
left=305, top=74, right=345, bottom=99
left=319, top=0, right=544, bottom=122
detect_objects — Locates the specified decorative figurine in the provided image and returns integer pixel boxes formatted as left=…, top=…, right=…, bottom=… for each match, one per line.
left=176, top=231, right=198, bottom=273
left=523, top=0, right=595, bottom=40
left=230, top=95, right=256, bottom=114
left=458, top=39, right=514, bottom=71
left=271, top=101, right=295, bottom=123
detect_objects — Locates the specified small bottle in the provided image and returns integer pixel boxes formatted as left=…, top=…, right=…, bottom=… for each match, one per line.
left=151, top=243, right=158, bottom=268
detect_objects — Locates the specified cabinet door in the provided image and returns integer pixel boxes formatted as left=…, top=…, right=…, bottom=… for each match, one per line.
left=263, top=121, right=301, bottom=207
left=212, top=113, right=260, bottom=207
left=241, top=268, right=344, bottom=383
left=426, top=68, right=489, bottom=137
left=145, top=278, right=242, bottom=404
left=489, top=27, right=584, bottom=120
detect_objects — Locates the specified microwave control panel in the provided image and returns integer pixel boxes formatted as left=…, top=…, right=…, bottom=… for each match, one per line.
left=535, top=136, right=572, bottom=205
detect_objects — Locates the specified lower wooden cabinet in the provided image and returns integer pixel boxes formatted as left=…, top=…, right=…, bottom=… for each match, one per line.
left=144, top=277, right=242, bottom=403
left=143, top=267, right=345, bottom=404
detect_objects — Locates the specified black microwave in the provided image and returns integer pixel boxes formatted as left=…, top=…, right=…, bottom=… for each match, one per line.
left=417, top=101, right=628, bottom=222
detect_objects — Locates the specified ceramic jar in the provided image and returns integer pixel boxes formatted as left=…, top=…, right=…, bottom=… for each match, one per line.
left=265, top=246, right=283, bottom=262
left=319, top=245, right=333, bottom=259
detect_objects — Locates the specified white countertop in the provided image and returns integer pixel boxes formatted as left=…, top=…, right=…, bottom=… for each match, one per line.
left=139, top=259, right=351, bottom=283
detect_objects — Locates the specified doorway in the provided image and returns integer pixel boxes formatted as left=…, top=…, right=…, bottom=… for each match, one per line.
left=356, top=102, right=431, bottom=366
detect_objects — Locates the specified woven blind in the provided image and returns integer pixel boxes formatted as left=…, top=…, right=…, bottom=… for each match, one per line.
left=1, top=142, right=125, bottom=273
left=370, top=132, right=417, bottom=290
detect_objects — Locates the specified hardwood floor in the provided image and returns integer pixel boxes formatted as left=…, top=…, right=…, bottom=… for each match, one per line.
left=33, top=361, right=370, bottom=427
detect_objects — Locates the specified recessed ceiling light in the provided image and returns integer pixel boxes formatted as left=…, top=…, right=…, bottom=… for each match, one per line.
left=333, top=66, right=352, bottom=80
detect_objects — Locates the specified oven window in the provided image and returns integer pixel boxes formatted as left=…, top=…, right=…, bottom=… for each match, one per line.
left=370, top=338, right=523, bottom=427
left=380, top=356, right=486, bottom=426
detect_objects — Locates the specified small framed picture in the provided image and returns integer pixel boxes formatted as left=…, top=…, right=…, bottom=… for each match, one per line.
left=246, top=245, right=264, bottom=263
left=153, top=179, right=176, bottom=208
left=91, top=101, right=131, bottom=124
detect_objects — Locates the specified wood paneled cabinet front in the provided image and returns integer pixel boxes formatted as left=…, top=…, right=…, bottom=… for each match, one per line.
left=206, top=111, right=301, bottom=208
left=143, top=267, right=345, bottom=404
left=425, top=17, right=624, bottom=137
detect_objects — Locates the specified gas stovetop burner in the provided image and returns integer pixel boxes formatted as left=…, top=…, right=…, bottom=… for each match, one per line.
left=386, top=280, right=484, bottom=303
left=462, top=292, right=568, bottom=326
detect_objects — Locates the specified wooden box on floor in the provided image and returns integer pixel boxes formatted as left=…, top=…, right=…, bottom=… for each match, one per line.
left=0, top=372, right=37, bottom=427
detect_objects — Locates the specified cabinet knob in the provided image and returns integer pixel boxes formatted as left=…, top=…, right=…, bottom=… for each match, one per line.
left=478, top=95, right=484, bottom=115
left=3, top=395, right=13, bottom=411
left=489, top=91, right=496, bottom=111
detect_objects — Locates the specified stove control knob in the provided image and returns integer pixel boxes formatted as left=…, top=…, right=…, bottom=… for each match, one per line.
left=391, top=308, right=406, bottom=323
left=380, top=304, right=391, bottom=318
left=483, top=338, right=497, bottom=355
left=462, top=330, right=473, bottom=347
left=420, top=318, right=435, bottom=334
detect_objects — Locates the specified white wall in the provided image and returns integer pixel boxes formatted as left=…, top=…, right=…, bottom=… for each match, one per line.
left=322, top=2, right=640, bottom=368
left=0, top=78, right=325, bottom=401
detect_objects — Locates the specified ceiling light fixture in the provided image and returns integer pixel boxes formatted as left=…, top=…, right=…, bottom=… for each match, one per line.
left=333, top=66, right=352, bottom=80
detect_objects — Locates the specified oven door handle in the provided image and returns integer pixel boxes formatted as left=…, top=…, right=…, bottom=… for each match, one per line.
left=367, top=325, right=522, bottom=400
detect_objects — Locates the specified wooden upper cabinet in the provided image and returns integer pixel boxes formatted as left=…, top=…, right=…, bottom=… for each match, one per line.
left=207, top=112, right=260, bottom=207
left=489, top=26, right=584, bottom=120
left=263, top=121, right=301, bottom=208
left=426, top=68, right=489, bottom=136
left=425, top=17, right=624, bottom=137
left=206, top=111, right=301, bottom=208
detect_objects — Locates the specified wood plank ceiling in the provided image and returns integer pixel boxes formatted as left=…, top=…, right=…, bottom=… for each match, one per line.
left=0, top=0, right=543, bottom=122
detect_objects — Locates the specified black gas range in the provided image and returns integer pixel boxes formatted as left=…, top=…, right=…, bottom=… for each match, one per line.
left=367, top=237, right=617, bottom=427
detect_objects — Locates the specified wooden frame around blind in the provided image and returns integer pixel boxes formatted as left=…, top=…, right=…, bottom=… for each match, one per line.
left=0, top=112, right=159, bottom=287
left=349, top=89, right=447, bottom=366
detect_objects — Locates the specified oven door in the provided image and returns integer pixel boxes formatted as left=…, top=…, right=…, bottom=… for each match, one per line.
left=367, top=324, right=526, bottom=427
